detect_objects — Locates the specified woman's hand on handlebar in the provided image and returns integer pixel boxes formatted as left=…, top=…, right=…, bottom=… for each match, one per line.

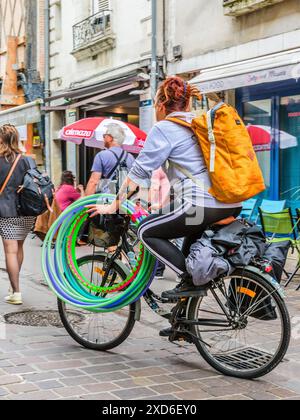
left=86, top=203, right=116, bottom=218
left=86, top=176, right=140, bottom=218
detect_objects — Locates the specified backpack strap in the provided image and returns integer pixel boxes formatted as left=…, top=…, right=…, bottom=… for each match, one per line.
left=206, top=109, right=216, bottom=173
left=167, top=105, right=225, bottom=174
left=206, top=102, right=224, bottom=173
left=165, top=117, right=192, bottom=129
left=169, top=161, right=207, bottom=191
left=24, top=156, right=37, bottom=171
left=106, top=150, right=127, bottom=180
left=0, top=154, right=22, bottom=195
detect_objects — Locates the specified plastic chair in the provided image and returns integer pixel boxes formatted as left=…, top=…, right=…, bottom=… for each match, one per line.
left=292, top=208, right=300, bottom=290
left=260, top=199, right=286, bottom=213
left=240, top=198, right=257, bottom=221
left=259, top=208, right=300, bottom=290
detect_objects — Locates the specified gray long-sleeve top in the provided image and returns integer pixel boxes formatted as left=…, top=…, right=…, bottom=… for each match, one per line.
left=128, top=112, right=241, bottom=208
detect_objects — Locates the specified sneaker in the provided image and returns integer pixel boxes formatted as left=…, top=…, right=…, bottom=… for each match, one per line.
left=159, top=327, right=193, bottom=343
left=5, top=292, right=22, bottom=305
left=159, top=327, right=173, bottom=337
left=161, top=274, right=208, bottom=300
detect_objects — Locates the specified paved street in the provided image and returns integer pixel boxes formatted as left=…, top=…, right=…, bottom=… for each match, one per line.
left=0, top=237, right=300, bottom=400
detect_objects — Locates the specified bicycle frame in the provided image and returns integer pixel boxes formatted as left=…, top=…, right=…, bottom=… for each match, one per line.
left=88, top=212, right=287, bottom=334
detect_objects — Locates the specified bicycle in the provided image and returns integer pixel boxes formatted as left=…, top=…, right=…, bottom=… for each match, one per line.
left=58, top=214, right=291, bottom=380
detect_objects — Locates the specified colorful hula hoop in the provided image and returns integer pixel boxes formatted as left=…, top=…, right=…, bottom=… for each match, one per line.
left=42, top=194, right=157, bottom=313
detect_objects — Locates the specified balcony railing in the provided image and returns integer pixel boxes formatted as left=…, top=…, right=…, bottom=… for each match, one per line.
left=223, top=0, right=284, bottom=16
left=72, top=10, right=114, bottom=52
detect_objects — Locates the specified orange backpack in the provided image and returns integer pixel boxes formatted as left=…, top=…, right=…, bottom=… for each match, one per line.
left=167, top=103, right=266, bottom=204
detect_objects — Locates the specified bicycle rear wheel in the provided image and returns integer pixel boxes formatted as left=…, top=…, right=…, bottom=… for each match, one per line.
left=58, top=254, right=137, bottom=351
left=187, top=268, right=290, bottom=379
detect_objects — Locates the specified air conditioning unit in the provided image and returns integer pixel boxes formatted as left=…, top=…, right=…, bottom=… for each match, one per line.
left=223, top=0, right=284, bottom=16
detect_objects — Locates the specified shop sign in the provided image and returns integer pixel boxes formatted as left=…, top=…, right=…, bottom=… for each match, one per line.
left=17, top=125, right=27, bottom=141
left=66, top=109, right=78, bottom=125
left=139, top=99, right=153, bottom=134
left=198, top=64, right=299, bottom=93
left=65, top=109, right=78, bottom=176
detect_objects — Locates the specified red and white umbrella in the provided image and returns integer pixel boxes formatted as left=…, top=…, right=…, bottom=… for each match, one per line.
left=247, top=125, right=298, bottom=152
left=60, top=117, right=147, bottom=153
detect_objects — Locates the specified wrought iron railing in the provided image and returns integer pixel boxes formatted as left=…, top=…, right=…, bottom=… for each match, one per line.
left=73, top=11, right=112, bottom=50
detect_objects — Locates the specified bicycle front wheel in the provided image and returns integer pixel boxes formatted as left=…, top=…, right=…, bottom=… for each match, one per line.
left=188, top=268, right=290, bottom=379
left=58, top=254, right=137, bottom=351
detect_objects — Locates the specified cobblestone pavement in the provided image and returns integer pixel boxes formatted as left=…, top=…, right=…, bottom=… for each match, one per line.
left=0, top=238, right=300, bottom=400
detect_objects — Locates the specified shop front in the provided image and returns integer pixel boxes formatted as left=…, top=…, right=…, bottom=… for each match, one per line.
left=44, top=71, right=149, bottom=185
left=236, top=79, right=300, bottom=210
left=190, top=50, right=300, bottom=209
left=0, top=99, right=45, bottom=169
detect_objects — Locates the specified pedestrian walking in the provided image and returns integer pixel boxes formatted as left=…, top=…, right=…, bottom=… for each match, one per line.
left=85, top=123, right=135, bottom=196
left=55, top=170, right=85, bottom=212
left=0, top=124, right=36, bottom=305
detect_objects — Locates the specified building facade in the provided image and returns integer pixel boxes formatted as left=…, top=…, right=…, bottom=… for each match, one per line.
left=45, top=0, right=300, bottom=204
left=46, top=0, right=165, bottom=184
left=0, top=0, right=45, bottom=167
left=165, top=0, right=300, bottom=208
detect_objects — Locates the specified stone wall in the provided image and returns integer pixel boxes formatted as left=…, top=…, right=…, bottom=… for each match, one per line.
left=166, top=0, right=300, bottom=74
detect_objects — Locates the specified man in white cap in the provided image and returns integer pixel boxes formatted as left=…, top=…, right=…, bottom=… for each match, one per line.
left=86, top=123, right=135, bottom=196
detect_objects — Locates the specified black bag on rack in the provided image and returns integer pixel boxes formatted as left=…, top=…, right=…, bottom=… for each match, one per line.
left=263, top=241, right=291, bottom=283
left=187, top=219, right=278, bottom=321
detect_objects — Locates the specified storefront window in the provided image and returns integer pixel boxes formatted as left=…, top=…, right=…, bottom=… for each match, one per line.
left=279, top=95, right=300, bottom=209
left=243, top=99, right=272, bottom=198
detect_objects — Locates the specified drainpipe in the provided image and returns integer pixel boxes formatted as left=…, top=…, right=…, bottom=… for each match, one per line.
left=44, top=0, right=51, bottom=176
left=162, top=0, right=167, bottom=78
left=151, top=0, right=157, bottom=102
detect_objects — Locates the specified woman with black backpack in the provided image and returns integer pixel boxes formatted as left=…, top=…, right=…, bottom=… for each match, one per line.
left=0, top=124, right=36, bottom=305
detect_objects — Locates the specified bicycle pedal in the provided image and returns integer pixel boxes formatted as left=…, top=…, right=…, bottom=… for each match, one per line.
left=161, top=297, right=179, bottom=304
left=169, top=332, right=193, bottom=344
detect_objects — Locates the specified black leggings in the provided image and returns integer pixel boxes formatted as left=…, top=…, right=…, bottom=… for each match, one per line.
left=138, top=201, right=242, bottom=275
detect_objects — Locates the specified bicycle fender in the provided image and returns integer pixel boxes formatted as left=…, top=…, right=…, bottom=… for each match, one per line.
left=235, top=265, right=286, bottom=299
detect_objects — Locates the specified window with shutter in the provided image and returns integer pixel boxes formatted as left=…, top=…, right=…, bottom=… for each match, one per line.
left=93, top=0, right=110, bottom=14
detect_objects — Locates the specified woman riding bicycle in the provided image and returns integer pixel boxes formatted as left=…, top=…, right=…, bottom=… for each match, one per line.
left=87, top=76, right=242, bottom=298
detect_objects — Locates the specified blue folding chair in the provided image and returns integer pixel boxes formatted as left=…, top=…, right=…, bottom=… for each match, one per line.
left=240, top=199, right=257, bottom=221
left=260, top=200, right=286, bottom=213
left=259, top=208, right=300, bottom=290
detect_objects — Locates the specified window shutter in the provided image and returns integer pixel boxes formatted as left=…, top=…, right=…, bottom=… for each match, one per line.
left=94, top=0, right=110, bottom=13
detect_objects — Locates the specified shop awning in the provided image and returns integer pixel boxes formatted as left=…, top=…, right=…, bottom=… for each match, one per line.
left=42, top=83, right=138, bottom=112
left=190, top=48, right=300, bottom=93
left=42, top=70, right=148, bottom=112
left=0, top=99, right=43, bottom=126
left=44, top=71, right=141, bottom=103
